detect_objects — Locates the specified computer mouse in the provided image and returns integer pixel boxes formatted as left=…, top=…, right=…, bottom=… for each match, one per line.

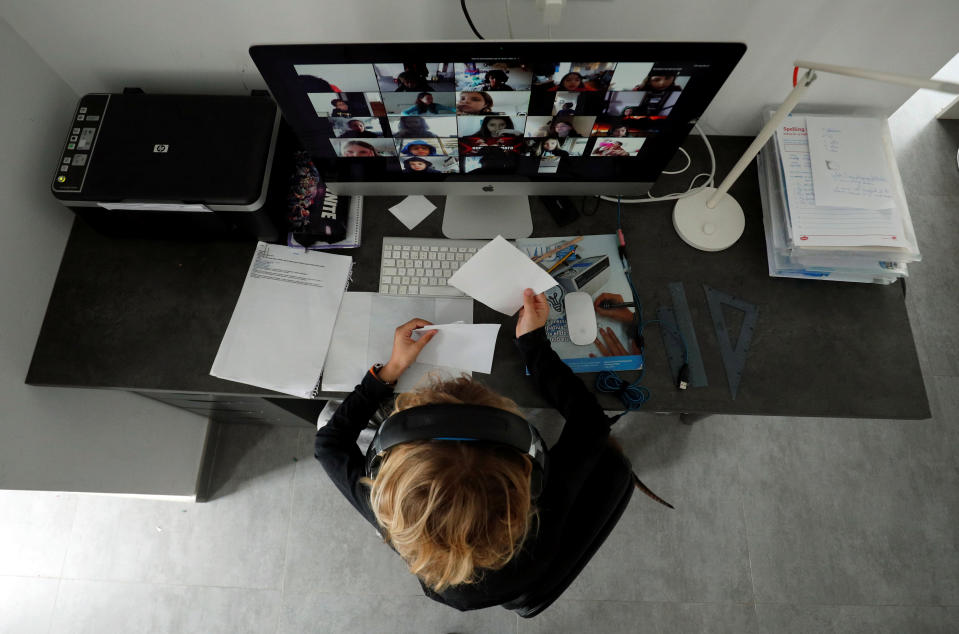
left=564, top=291, right=598, bottom=346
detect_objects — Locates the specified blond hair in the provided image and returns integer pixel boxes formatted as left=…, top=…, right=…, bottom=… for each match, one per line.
left=362, top=375, right=536, bottom=592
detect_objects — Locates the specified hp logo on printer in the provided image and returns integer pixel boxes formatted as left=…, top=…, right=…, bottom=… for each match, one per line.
left=153, top=144, right=170, bottom=153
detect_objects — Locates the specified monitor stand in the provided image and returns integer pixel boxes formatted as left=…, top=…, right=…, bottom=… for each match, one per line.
left=441, top=196, right=533, bottom=239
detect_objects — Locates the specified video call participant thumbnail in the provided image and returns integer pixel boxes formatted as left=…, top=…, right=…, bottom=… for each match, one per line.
left=308, top=93, right=372, bottom=118
left=458, top=134, right=525, bottom=157
left=550, top=72, right=594, bottom=92
left=399, top=92, right=457, bottom=115
left=402, top=156, right=439, bottom=172
left=526, top=115, right=594, bottom=138
left=381, top=92, right=456, bottom=116
left=456, top=89, right=532, bottom=116
left=329, top=98, right=352, bottom=118
left=332, top=138, right=397, bottom=157
left=527, top=137, right=569, bottom=158
left=396, top=71, right=434, bottom=92
left=333, top=118, right=383, bottom=138
left=295, top=63, right=381, bottom=93
left=374, top=63, right=456, bottom=92
left=401, top=156, right=457, bottom=173
left=606, top=62, right=655, bottom=91
left=541, top=64, right=615, bottom=93
left=589, top=116, right=648, bottom=138
left=627, top=70, right=687, bottom=116
left=456, top=91, right=494, bottom=115
left=457, top=115, right=526, bottom=138
left=553, top=95, right=577, bottom=116
left=482, top=69, right=514, bottom=91
left=388, top=115, right=457, bottom=139
left=455, top=61, right=533, bottom=92
left=590, top=137, right=646, bottom=157
left=395, top=138, right=458, bottom=157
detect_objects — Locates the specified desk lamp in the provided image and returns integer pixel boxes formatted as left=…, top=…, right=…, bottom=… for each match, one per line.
left=673, top=60, right=959, bottom=252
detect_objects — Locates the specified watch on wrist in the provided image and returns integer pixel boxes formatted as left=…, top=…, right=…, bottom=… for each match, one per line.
left=370, top=363, right=396, bottom=386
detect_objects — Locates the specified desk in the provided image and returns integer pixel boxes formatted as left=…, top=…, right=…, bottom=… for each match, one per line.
left=26, top=136, right=930, bottom=423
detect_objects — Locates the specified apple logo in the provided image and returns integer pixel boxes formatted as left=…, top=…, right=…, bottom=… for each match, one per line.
left=482, top=185, right=495, bottom=192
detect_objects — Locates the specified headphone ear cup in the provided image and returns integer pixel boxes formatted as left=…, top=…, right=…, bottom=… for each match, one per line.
left=529, top=468, right=543, bottom=500
left=365, top=438, right=383, bottom=479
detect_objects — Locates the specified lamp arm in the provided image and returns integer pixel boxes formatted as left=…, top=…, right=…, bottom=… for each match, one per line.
left=706, top=70, right=817, bottom=209
left=795, top=60, right=959, bottom=94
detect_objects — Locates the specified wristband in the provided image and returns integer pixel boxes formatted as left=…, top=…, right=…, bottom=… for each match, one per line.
left=369, top=363, right=396, bottom=386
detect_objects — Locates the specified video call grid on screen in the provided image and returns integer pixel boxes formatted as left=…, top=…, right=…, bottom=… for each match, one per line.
left=251, top=42, right=746, bottom=181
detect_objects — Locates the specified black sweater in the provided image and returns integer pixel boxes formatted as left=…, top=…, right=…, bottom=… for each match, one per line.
left=314, top=327, right=613, bottom=611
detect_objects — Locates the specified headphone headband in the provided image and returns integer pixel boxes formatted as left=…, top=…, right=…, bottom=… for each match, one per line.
left=373, top=404, right=531, bottom=453
left=365, top=403, right=549, bottom=498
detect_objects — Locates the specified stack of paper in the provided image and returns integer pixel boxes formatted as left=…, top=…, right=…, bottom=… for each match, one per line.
left=211, top=243, right=353, bottom=397
left=757, top=111, right=920, bottom=284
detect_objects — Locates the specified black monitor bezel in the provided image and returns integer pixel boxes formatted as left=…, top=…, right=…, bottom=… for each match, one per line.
left=249, top=41, right=746, bottom=185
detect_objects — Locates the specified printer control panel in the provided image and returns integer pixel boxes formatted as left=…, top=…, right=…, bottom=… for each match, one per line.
left=52, top=93, right=109, bottom=193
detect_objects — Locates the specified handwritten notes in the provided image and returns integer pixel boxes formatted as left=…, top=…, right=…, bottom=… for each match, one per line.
left=805, top=116, right=895, bottom=210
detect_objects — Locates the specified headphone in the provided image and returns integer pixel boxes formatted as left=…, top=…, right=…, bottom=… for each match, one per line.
left=365, top=404, right=549, bottom=499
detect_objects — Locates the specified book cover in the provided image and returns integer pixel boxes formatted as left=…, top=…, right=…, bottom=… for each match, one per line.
left=284, top=151, right=363, bottom=250
left=515, top=234, right=643, bottom=373
left=287, top=194, right=363, bottom=250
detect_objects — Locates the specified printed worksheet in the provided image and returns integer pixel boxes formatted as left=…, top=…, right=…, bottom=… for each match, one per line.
left=211, top=243, right=352, bottom=397
left=774, top=116, right=902, bottom=248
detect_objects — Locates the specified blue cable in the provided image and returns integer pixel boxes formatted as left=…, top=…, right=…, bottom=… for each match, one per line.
left=597, top=197, right=648, bottom=419
left=596, top=197, right=690, bottom=419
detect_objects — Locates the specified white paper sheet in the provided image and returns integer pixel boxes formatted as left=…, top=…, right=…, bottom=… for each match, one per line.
left=321, top=293, right=473, bottom=392
left=413, top=323, right=501, bottom=373
left=211, top=243, right=352, bottom=398
left=806, top=116, right=895, bottom=210
left=388, top=195, right=437, bottom=230
left=774, top=116, right=903, bottom=248
left=447, top=235, right=558, bottom=315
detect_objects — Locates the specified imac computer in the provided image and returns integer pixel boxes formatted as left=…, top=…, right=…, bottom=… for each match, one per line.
left=249, top=41, right=745, bottom=238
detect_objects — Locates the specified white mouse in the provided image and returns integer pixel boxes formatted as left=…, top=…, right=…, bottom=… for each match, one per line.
left=564, top=291, right=598, bottom=346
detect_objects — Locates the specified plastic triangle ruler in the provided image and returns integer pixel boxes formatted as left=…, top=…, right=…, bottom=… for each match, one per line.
left=703, top=285, right=758, bottom=400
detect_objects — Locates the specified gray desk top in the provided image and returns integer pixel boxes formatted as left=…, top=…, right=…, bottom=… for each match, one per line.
left=26, top=136, right=930, bottom=419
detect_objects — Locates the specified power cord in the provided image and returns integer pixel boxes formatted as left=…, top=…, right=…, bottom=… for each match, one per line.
left=599, top=123, right=715, bottom=205
left=461, top=0, right=485, bottom=39
left=661, top=146, right=692, bottom=175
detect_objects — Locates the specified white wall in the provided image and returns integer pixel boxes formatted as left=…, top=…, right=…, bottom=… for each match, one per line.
left=0, top=18, right=209, bottom=496
left=0, top=0, right=957, bottom=134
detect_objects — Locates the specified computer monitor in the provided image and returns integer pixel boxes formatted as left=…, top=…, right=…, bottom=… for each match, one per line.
left=249, top=41, right=746, bottom=238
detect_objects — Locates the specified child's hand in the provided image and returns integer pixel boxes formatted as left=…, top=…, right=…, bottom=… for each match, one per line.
left=516, top=288, right=550, bottom=337
left=379, top=318, right=437, bottom=383
left=593, top=292, right=635, bottom=324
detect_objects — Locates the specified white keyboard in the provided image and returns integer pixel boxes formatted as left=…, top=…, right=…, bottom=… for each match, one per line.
left=379, top=237, right=486, bottom=297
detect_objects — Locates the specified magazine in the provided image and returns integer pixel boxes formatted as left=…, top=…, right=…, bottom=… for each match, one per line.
left=515, top=234, right=643, bottom=373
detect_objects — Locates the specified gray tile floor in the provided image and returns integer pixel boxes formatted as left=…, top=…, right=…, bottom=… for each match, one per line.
left=2, top=109, right=958, bottom=634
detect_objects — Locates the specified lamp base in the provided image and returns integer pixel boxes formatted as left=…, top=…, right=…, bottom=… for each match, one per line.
left=672, top=187, right=746, bottom=252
